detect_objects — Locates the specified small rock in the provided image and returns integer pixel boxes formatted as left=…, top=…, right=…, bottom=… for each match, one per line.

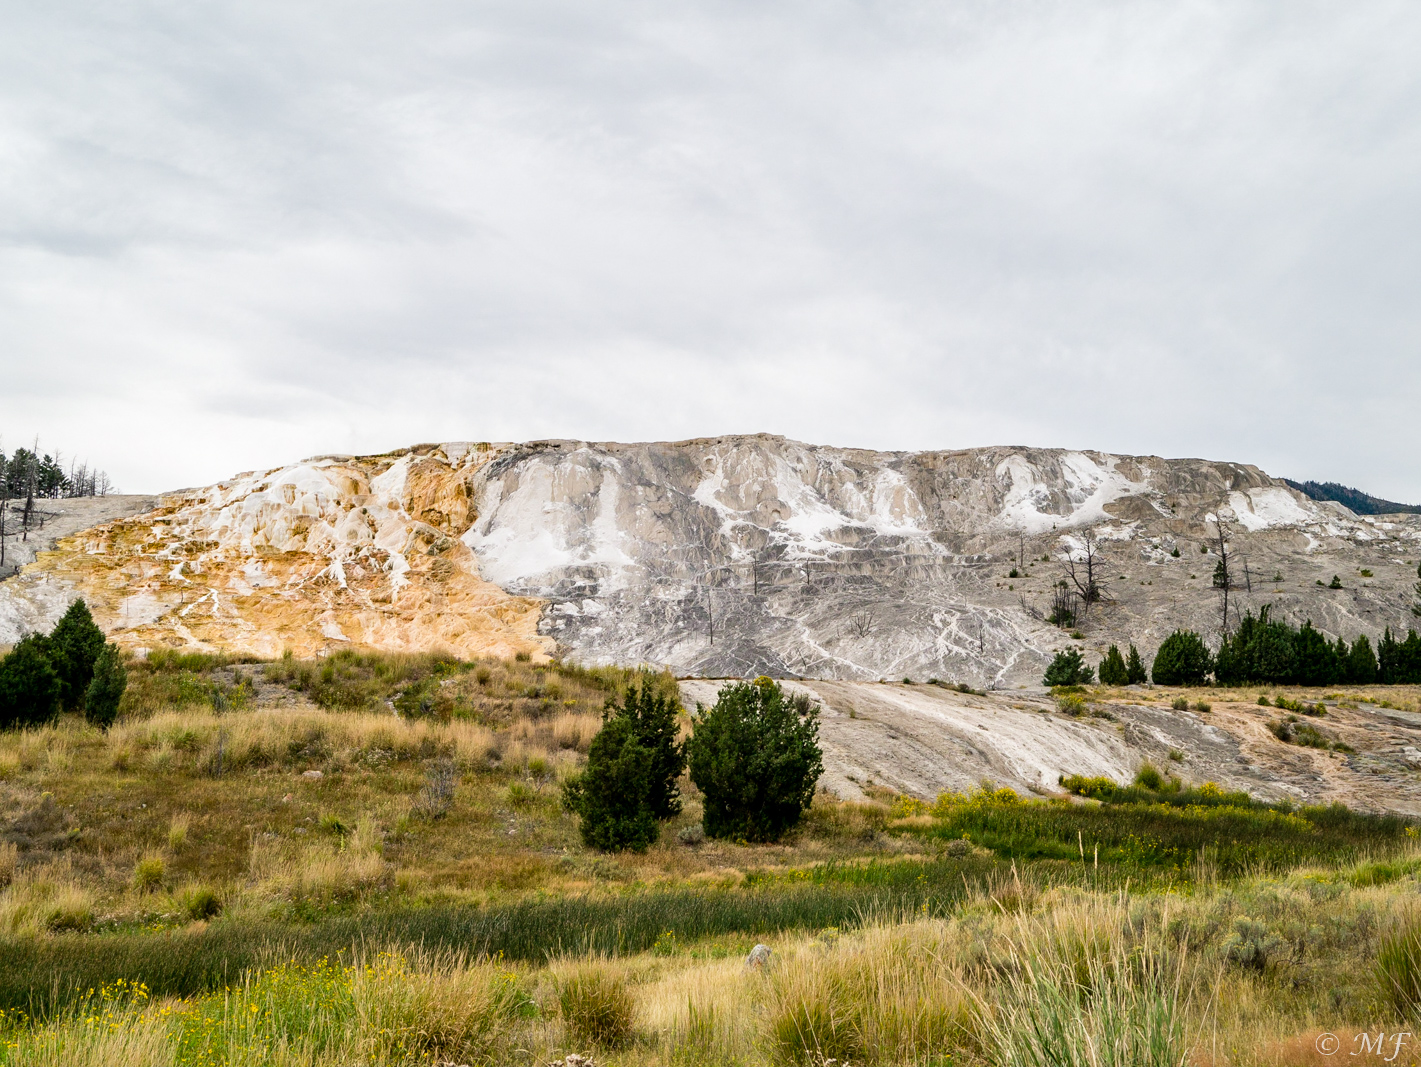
left=281, top=793, right=293, bottom=804
left=301, top=770, right=323, bottom=781
left=746, top=943, right=772, bottom=969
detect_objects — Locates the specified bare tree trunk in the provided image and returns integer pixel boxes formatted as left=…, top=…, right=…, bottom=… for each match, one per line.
left=1212, top=516, right=1234, bottom=635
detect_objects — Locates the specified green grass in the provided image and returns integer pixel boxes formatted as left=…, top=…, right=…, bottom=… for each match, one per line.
left=922, top=784, right=1410, bottom=878
left=0, top=875, right=984, bottom=1017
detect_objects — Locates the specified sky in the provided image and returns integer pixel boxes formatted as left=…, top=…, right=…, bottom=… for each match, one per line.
left=2, top=1, right=1419, bottom=499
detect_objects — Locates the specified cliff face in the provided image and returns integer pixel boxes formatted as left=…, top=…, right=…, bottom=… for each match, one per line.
left=465, top=436, right=1421, bottom=683
left=3, top=435, right=1419, bottom=685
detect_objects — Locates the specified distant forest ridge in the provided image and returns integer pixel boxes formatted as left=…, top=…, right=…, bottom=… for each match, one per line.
left=1283, top=479, right=1421, bottom=516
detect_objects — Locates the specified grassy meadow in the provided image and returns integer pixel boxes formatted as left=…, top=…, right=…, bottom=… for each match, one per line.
left=2, top=651, right=1421, bottom=1064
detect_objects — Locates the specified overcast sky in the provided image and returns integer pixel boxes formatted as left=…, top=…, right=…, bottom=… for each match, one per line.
left=2, top=2, right=1419, bottom=499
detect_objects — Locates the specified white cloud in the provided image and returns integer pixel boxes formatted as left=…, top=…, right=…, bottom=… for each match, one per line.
left=1, top=1, right=1419, bottom=500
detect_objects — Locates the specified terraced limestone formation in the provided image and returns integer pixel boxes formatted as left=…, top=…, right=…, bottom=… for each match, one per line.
left=2, top=435, right=1419, bottom=687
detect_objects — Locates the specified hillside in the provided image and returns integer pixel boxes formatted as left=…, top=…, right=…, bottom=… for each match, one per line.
left=2, top=436, right=1420, bottom=687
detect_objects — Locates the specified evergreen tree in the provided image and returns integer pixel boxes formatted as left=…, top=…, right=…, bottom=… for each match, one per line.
left=1150, top=630, right=1212, bottom=686
left=686, top=677, right=822, bottom=842
left=1213, top=627, right=1243, bottom=686
left=1097, top=645, right=1129, bottom=686
left=561, top=715, right=658, bottom=852
left=1125, top=645, right=1148, bottom=685
left=1346, top=635, right=1379, bottom=686
left=1401, top=631, right=1421, bottom=685
left=1379, top=628, right=1401, bottom=684
left=84, top=644, right=127, bottom=730
left=1225, top=607, right=1295, bottom=684
left=48, top=599, right=106, bottom=710
left=1043, top=648, right=1092, bottom=686
left=1413, top=563, right=1421, bottom=619
left=1293, top=621, right=1340, bottom=686
left=1332, top=636, right=1352, bottom=682
left=0, top=635, right=61, bottom=729
left=601, top=676, right=685, bottom=819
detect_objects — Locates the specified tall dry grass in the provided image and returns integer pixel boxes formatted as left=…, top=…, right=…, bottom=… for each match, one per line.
left=0, top=857, right=95, bottom=935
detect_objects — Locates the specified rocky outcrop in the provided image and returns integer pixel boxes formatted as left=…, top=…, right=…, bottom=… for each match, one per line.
left=3, top=435, right=1419, bottom=685
left=0, top=444, right=549, bottom=660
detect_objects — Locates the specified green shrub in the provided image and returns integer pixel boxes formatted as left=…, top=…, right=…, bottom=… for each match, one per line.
left=562, top=675, right=686, bottom=851
left=133, top=854, right=165, bottom=893
left=1222, top=918, right=1284, bottom=973
left=0, top=634, right=60, bottom=729
left=47, top=599, right=106, bottom=712
left=562, top=714, right=657, bottom=851
left=84, top=644, right=127, bottom=730
left=1330, top=575, right=1343, bottom=589
left=1125, top=645, right=1148, bottom=685
left=1150, top=631, right=1212, bottom=686
left=687, top=678, right=823, bottom=843
left=1097, top=645, right=1129, bottom=687
left=181, top=886, right=223, bottom=921
left=1170, top=697, right=1188, bottom=711
left=559, top=966, right=634, bottom=1048
left=1043, top=649, right=1092, bottom=687
left=1194, top=700, right=1211, bottom=713
left=1133, top=763, right=1163, bottom=791
left=1257, top=695, right=1270, bottom=706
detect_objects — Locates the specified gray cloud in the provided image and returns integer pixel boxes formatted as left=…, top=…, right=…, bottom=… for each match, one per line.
left=1, top=1, right=1419, bottom=498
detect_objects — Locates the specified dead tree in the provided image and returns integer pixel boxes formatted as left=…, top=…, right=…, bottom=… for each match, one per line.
left=1210, top=515, right=1238, bottom=635
left=1048, top=581, right=1080, bottom=628
left=847, top=610, right=874, bottom=638
left=1062, top=531, right=1109, bottom=617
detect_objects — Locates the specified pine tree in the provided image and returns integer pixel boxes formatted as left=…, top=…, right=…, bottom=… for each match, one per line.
left=1294, top=621, right=1340, bottom=687
left=84, top=644, right=127, bottom=730
left=1346, top=635, right=1379, bottom=686
left=0, top=634, right=61, bottom=729
left=1379, top=628, right=1401, bottom=684
left=1125, top=645, right=1148, bottom=685
left=1402, top=630, right=1421, bottom=686
left=1043, top=648, right=1092, bottom=687
left=1413, top=563, right=1421, bottom=619
left=561, top=715, right=658, bottom=852
left=1097, top=645, right=1129, bottom=686
left=601, top=675, right=685, bottom=819
left=1150, top=630, right=1212, bottom=686
left=48, top=599, right=106, bottom=710
left=686, top=677, right=822, bottom=842
left=560, top=675, right=686, bottom=851
left=1332, top=636, right=1352, bottom=682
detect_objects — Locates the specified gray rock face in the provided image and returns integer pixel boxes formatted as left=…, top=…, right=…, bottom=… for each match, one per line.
left=463, top=436, right=1421, bottom=686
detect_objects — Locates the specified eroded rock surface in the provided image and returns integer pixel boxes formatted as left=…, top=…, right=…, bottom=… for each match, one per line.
left=2, top=435, right=1419, bottom=686
left=680, top=679, right=1421, bottom=815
